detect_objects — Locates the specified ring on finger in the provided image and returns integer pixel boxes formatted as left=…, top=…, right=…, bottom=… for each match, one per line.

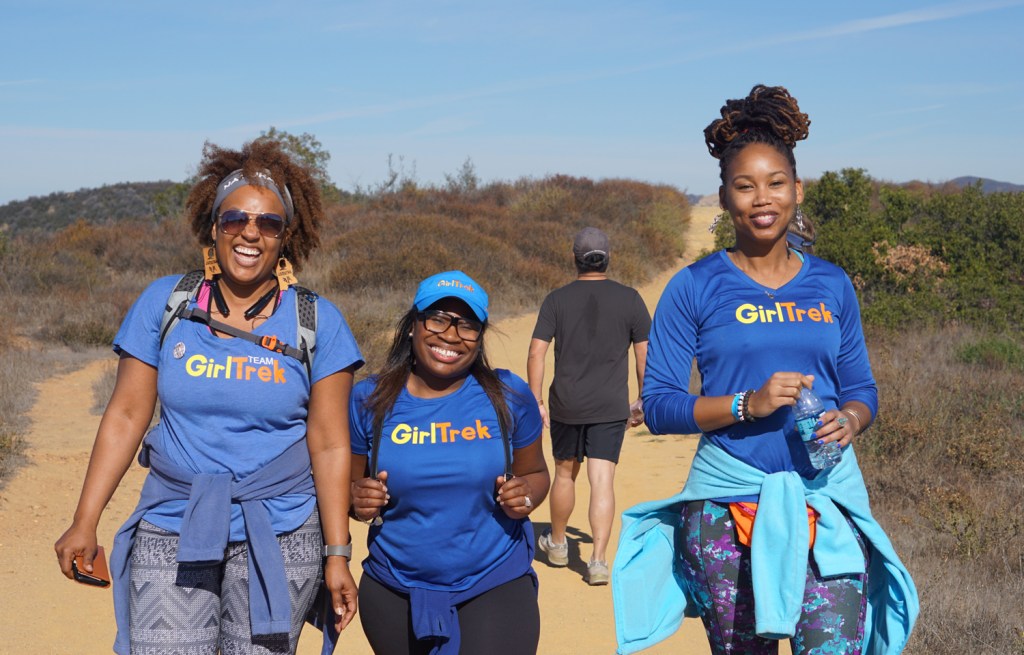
left=837, top=416, right=849, bottom=428
left=524, top=496, right=533, bottom=509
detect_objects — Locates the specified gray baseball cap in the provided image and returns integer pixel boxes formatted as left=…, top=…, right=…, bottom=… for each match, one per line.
left=573, top=227, right=610, bottom=260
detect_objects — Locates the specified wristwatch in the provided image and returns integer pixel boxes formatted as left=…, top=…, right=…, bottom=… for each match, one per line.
left=323, top=543, right=353, bottom=558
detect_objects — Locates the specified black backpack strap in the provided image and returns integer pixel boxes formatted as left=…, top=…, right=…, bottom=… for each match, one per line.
left=180, top=306, right=307, bottom=362
left=292, top=285, right=318, bottom=379
left=159, top=270, right=205, bottom=348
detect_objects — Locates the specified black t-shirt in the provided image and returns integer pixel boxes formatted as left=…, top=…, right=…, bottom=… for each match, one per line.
left=532, top=279, right=651, bottom=424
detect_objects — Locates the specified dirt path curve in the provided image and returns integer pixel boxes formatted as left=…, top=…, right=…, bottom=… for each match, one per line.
left=0, top=207, right=720, bottom=655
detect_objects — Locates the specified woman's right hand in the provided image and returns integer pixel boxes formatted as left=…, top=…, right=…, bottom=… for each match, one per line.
left=54, top=523, right=99, bottom=580
left=748, top=372, right=815, bottom=420
left=351, top=470, right=389, bottom=522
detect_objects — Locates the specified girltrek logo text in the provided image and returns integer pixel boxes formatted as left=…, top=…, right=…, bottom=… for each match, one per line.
left=389, top=421, right=493, bottom=445
left=184, top=354, right=288, bottom=383
left=735, top=301, right=834, bottom=325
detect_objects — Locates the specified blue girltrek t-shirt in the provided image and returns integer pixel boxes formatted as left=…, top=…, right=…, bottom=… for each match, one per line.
left=643, top=251, right=878, bottom=483
left=114, top=275, right=364, bottom=540
left=349, top=371, right=542, bottom=591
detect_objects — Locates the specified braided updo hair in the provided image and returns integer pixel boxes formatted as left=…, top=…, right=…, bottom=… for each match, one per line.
left=704, top=84, right=811, bottom=183
left=185, top=138, right=323, bottom=270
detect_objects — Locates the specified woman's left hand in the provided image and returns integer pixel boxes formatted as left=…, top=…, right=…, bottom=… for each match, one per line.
left=324, top=556, right=358, bottom=632
left=495, top=475, right=534, bottom=519
left=813, top=410, right=856, bottom=448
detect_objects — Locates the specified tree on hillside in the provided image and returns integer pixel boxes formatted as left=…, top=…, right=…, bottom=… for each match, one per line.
left=258, top=127, right=341, bottom=202
left=802, top=168, right=872, bottom=228
left=444, top=157, right=480, bottom=194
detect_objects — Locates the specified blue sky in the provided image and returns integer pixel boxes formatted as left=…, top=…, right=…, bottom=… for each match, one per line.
left=2, top=0, right=1022, bottom=204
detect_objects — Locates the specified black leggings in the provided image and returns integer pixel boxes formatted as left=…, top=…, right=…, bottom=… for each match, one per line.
left=358, top=574, right=540, bottom=655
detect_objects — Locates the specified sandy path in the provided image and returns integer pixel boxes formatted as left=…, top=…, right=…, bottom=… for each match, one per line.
left=0, top=207, right=721, bottom=655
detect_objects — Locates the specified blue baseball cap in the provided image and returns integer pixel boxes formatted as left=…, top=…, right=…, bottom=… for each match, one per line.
left=413, top=270, right=489, bottom=322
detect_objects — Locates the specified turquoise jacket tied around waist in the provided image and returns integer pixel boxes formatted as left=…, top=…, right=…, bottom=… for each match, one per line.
left=612, top=438, right=918, bottom=655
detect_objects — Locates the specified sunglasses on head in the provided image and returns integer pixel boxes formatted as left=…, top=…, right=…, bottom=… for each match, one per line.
left=218, top=209, right=288, bottom=239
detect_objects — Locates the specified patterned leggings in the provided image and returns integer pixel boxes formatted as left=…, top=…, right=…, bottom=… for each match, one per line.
left=680, top=500, right=869, bottom=655
left=128, top=510, right=323, bottom=655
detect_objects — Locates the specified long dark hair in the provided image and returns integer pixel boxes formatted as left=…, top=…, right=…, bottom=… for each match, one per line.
left=365, top=308, right=514, bottom=452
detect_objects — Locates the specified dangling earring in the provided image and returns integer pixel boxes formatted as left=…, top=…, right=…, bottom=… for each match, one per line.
left=275, top=257, right=298, bottom=291
left=708, top=212, right=727, bottom=233
left=795, top=206, right=806, bottom=231
left=203, top=246, right=221, bottom=280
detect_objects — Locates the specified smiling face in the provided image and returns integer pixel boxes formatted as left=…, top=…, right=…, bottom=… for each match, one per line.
left=409, top=297, right=483, bottom=395
left=719, top=142, right=804, bottom=250
left=210, top=185, right=286, bottom=291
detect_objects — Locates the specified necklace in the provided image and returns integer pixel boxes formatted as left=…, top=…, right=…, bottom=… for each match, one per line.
left=207, top=278, right=280, bottom=320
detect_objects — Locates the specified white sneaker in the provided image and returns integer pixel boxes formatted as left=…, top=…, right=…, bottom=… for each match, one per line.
left=537, top=530, right=569, bottom=567
left=586, top=560, right=610, bottom=586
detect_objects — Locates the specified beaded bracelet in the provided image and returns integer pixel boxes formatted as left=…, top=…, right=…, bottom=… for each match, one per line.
left=741, top=389, right=757, bottom=423
left=731, top=393, right=744, bottom=421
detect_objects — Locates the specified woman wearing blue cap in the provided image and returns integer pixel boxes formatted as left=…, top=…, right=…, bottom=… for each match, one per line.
left=349, top=271, right=549, bottom=655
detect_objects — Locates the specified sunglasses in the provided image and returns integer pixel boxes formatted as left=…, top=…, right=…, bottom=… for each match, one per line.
left=417, top=310, right=484, bottom=342
left=218, top=209, right=288, bottom=239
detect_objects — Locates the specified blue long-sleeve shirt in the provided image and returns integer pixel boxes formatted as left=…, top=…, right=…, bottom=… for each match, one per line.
left=643, top=251, right=878, bottom=481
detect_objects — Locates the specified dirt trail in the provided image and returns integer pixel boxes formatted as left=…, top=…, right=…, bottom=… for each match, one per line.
left=0, top=207, right=721, bottom=655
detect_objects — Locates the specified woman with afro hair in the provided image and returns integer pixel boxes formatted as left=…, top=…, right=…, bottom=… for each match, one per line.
left=56, top=138, right=363, bottom=654
left=613, top=85, right=917, bottom=655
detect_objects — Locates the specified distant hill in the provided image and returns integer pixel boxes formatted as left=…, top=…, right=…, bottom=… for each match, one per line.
left=1, top=175, right=1018, bottom=235
left=946, top=176, right=1024, bottom=194
left=0, top=181, right=184, bottom=233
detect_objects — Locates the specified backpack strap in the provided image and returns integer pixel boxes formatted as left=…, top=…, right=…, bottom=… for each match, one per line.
left=159, top=270, right=205, bottom=348
left=159, top=271, right=318, bottom=376
left=292, top=285, right=318, bottom=379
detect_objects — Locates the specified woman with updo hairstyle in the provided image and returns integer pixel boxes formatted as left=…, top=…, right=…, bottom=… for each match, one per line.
left=56, top=138, right=364, bottom=654
left=612, top=85, right=918, bottom=654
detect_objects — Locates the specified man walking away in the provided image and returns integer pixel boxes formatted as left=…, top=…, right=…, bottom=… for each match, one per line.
left=528, top=226, right=650, bottom=586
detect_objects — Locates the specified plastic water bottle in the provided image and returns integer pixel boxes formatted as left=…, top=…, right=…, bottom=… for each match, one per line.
left=794, top=387, right=842, bottom=469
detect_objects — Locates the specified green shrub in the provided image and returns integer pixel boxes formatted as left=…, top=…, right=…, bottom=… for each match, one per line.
left=956, top=335, right=1024, bottom=371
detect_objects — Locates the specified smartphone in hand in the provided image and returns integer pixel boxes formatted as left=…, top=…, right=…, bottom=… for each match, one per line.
left=72, top=546, right=111, bottom=588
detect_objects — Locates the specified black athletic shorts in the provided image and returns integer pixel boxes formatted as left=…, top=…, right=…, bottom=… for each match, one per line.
left=550, top=419, right=627, bottom=464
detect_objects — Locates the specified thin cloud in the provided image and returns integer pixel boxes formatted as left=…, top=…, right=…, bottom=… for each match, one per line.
left=0, top=79, right=43, bottom=87
left=233, top=0, right=1024, bottom=132
left=780, top=0, right=1024, bottom=42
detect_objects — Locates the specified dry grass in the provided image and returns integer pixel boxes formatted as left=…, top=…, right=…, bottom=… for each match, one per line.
left=861, top=326, right=1024, bottom=654
left=0, top=342, right=103, bottom=489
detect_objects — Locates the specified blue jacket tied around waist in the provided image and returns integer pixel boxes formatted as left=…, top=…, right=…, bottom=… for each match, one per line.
left=110, top=438, right=327, bottom=655
left=612, top=438, right=918, bottom=655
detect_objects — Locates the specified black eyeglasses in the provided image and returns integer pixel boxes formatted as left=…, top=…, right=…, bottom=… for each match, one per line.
left=218, top=209, right=288, bottom=239
left=417, top=310, right=484, bottom=342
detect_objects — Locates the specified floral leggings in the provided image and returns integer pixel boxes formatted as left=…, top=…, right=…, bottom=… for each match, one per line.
left=680, top=500, right=869, bottom=655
